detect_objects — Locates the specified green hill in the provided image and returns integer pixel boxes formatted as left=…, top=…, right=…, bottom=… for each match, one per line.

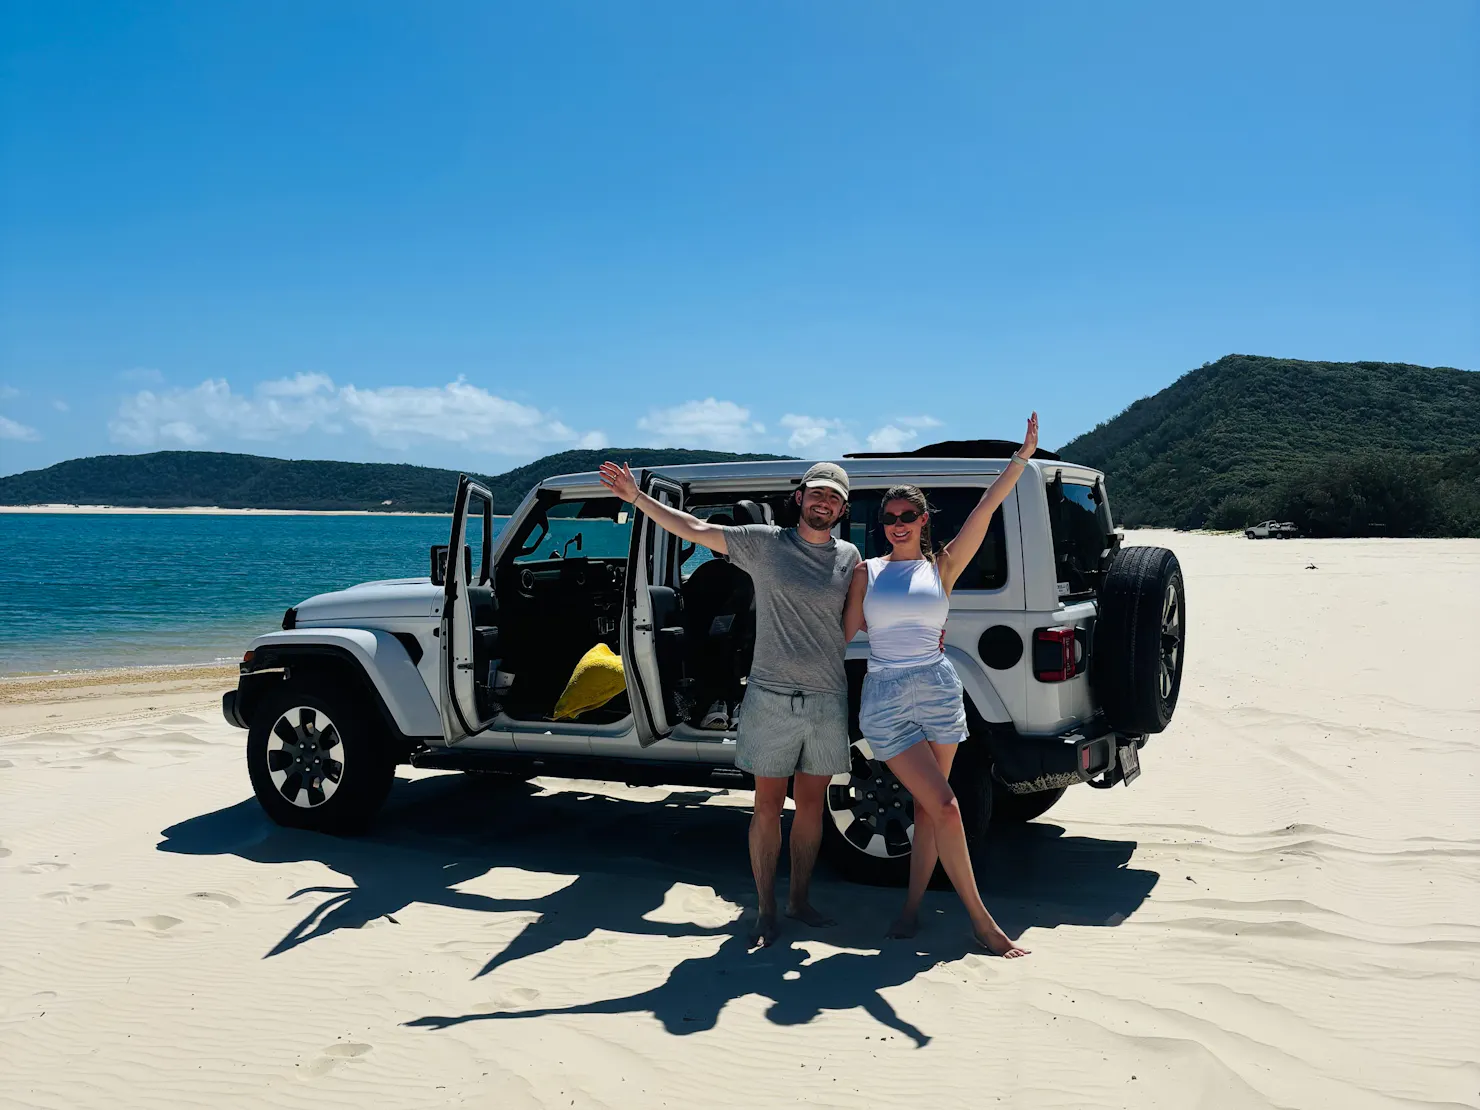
left=1058, top=355, right=1480, bottom=536
left=0, top=447, right=790, bottom=515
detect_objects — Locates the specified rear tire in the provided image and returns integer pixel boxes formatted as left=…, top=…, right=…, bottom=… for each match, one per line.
left=820, top=734, right=994, bottom=887
left=247, top=682, right=395, bottom=834
left=991, top=783, right=1066, bottom=827
left=1094, top=545, right=1186, bottom=734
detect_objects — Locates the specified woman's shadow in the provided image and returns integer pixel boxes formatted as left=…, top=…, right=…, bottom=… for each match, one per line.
left=409, top=925, right=942, bottom=1047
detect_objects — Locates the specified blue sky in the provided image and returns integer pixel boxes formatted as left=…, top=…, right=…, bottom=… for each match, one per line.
left=1, top=1, right=1474, bottom=476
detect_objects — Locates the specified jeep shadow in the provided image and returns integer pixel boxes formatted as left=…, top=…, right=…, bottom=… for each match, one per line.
left=159, top=771, right=1159, bottom=1044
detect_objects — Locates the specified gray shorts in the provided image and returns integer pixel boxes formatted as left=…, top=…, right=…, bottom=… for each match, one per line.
left=734, top=683, right=851, bottom=779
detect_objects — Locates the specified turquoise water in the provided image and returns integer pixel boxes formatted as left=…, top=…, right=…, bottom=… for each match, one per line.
left=0, top=513, right=496, bottom=674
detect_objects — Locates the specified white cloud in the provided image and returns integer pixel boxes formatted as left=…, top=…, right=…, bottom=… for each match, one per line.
left=866, top=424, right=918, bottom=452
left=862, top=415, right=944, bottom=453
left=0, top=385, right=20, bottom=401
left=109, top=375, right=601, bottom=456
left=52, top=400, right=70, bottom=412
left=0, top=414, right=40, bottom=441
left=779, top=414, right=858, bottom=456
left=636, top=398, right=765, bottom=451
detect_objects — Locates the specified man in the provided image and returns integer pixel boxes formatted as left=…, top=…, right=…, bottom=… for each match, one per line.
left=598, top=460, right=859, bottom=947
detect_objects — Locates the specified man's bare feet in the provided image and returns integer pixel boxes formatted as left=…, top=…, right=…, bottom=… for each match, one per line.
left=973, top=926, right=1029, bottom=958
left=784, top=902, right=835, bottom=928
left=886, top=913, right=920, bottom=939
left=750, top=912, right=780, bottom=948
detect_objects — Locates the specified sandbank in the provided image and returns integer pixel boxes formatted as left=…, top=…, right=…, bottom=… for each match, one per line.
left=1, top=531, right=1476, bottom=1107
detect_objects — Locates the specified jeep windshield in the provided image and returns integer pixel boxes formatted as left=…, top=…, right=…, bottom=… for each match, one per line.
left=510, top=496, right=632, bottom=562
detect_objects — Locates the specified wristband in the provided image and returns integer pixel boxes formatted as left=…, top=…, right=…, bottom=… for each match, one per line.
left=1009, top=454, right=1027, bottom=468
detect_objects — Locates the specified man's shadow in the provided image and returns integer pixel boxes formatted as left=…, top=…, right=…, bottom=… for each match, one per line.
left=159, top=771, right=1159, bottom=1045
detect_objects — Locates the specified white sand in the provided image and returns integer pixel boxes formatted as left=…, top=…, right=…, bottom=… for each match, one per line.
left=1, top=531, right=1476, bottom=1109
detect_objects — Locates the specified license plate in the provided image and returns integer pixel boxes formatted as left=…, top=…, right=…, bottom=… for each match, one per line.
left=1118, top=742, right=1141, bottom=785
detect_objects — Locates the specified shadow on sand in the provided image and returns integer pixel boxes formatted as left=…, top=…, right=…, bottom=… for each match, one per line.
left=159, top=772, right=1159, bottom=1046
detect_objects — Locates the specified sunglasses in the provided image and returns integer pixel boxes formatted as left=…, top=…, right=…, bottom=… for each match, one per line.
left=879, top=510, right=922, bottom=526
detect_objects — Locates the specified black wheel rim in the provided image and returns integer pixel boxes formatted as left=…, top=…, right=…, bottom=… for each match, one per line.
left=265, top=706, right=345, bottom=809
left=827, top=739, right=915, bottom=859
left=1160, top=582, right=1183, bottom=700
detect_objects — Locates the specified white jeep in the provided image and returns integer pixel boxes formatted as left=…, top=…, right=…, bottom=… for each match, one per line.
left=223, top=441, right=1186, bottom=884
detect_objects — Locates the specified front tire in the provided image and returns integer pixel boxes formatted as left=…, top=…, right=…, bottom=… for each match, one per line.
left=247, top=683, right=395, bottom=834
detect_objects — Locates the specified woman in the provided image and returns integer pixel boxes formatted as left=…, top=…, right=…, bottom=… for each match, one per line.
left=842, top=413, right=1038, bottom=957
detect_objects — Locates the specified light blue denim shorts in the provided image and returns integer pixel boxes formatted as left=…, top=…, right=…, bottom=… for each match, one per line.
left=859, top=656, right=968, bottom=762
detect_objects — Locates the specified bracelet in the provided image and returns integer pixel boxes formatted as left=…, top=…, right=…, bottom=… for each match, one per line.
left=1008, top=454, right=1027, bottom=468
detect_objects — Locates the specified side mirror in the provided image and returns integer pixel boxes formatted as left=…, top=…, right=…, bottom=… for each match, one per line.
left=429, top=544, right=472, bottom=586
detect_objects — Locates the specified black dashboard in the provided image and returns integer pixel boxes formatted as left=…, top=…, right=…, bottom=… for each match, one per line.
left=506, top=555, right=626, bottom=601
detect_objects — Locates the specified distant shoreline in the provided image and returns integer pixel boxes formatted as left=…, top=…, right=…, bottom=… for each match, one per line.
left=0, top=504, right=454, bottom=517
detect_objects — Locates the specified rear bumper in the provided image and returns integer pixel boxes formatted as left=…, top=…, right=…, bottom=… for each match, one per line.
left=222, top=689, right=249, bottom=730
left=982, top=712, right=1145, bottom=794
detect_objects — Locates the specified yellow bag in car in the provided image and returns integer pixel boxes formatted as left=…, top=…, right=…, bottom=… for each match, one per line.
left=552, top=643, right=627, bottom=720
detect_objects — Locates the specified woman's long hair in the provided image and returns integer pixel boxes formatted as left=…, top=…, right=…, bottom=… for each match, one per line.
left=880, top=484, right=937, bottom=562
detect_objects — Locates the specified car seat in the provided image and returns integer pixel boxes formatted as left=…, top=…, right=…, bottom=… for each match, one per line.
left=679, top=505, right=761, bottom=721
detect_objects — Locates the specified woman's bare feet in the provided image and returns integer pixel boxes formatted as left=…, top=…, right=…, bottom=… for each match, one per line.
left=973, top=926, right=1029, bottom=958
left=886, top=913, right=920, bottom=939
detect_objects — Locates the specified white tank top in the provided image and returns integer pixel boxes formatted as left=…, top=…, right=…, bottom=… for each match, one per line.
left=862, top=557, right=948, bottom=671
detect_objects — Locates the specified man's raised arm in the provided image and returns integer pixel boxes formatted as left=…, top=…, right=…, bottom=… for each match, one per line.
left=599, top=461, right=729, bottom=555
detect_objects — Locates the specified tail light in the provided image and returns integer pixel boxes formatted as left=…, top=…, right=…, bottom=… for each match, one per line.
left=1033, top=626, right=1078, bottom=682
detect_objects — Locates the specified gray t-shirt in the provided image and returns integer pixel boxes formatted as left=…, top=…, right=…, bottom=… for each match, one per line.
left=722, top=525, right=861, bottom=695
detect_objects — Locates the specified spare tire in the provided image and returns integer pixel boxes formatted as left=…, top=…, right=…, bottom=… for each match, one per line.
left=1093, top=546, right=1185, bottom=734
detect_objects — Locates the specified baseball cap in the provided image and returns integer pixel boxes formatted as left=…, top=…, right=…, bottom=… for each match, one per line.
left=800, top=462, right=850, bottom=499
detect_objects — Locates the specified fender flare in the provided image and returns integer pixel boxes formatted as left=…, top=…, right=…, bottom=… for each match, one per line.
left=943, top=644, right=1012, bottom=725
left=244, top=628, right=443, bottom=740
left=844, top=643, right=1012, bottom=726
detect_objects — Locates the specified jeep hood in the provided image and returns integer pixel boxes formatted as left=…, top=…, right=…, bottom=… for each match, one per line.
left=293, top=578, right=442, bottom=623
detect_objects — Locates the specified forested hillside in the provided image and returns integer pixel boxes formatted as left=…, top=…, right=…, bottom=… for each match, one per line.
left=1059, top=355, right=1480, bottom=536
left=0, top=448, right=787, bottom=514
left=8, top=356, right=1475, bottom=535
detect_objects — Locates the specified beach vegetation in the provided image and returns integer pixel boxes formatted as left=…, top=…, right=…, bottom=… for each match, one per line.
left=0, top=448, right=790, bottom=515
left=1060, top=355, right=1480, bottom=537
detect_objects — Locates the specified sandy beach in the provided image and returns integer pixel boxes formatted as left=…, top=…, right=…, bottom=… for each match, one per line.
left=1, top=530, right=1476, bottom=1109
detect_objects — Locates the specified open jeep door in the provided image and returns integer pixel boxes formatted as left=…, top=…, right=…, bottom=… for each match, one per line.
left=621, top=472, right=688, bottom=747
left=440, top=475, right=499, bottom=743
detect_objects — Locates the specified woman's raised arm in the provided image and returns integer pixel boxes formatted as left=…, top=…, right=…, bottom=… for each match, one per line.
left=938, top=413, right=1038, bottom=592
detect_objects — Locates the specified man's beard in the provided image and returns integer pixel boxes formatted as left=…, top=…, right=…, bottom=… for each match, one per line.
left=801, top=506, right=837, bottom=531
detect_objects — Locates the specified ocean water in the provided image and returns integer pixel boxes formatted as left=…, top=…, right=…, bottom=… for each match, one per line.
left=0, top=513, right=497, bottom=674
